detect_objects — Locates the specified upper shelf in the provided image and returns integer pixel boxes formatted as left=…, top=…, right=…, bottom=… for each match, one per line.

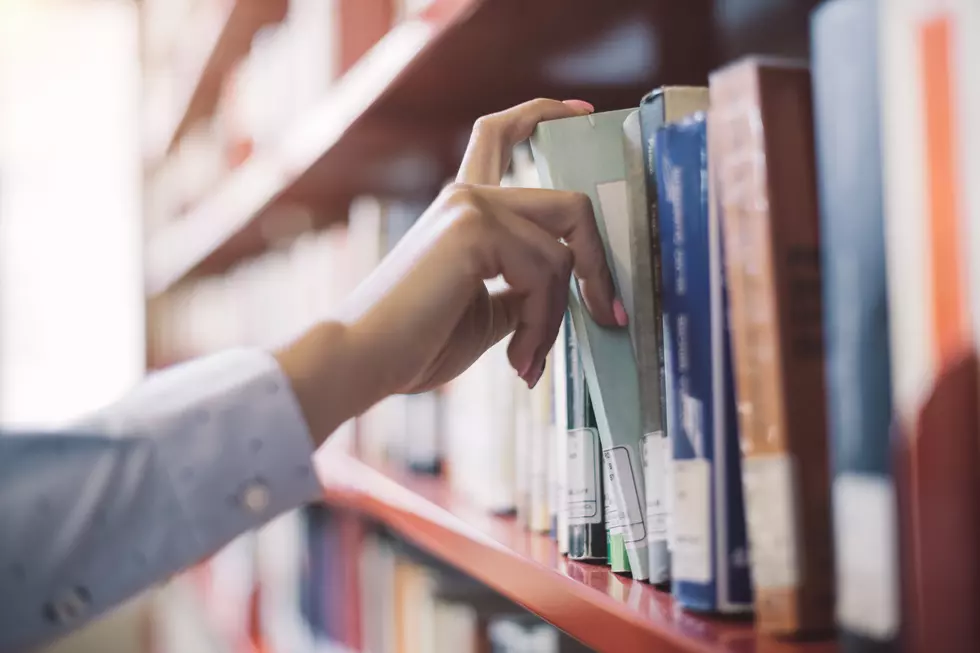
left=144, top=0, right=819, bottom=294
left=144, top=0, right=288, bottom=163
left=316, top=448, right=837, bottom=653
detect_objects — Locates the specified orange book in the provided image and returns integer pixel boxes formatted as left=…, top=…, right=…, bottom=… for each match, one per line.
left=880, top=2, right=980, bottom=652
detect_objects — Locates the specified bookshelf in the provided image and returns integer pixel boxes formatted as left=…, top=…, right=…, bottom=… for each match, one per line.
left=318, top=448, right=836, bottom=653
left=144, top=0, right=288, bottom=163
left=141, top=1, right=851, bottom=652
left=143, top=0, right=819, bottom=294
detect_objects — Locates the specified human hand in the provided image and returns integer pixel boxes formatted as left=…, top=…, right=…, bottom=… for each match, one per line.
left=342, top=98, right=625, bottom=396
left=276, top=99, right=626, bottom=445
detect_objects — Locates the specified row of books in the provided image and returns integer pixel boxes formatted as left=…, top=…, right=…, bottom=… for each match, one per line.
left=303, top=507, right=594, bottom=653
left=526, top=2, right=978, bottom=653
left=171, top=504, right=591, bottom=653
left=144, top=0, right=431, bottom=229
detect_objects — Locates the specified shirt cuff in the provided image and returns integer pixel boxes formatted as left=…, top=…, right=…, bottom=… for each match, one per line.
left=79, top=349, right=323, bottom=553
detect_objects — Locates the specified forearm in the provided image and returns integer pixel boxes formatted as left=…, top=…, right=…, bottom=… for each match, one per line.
left=273, top=320, right=393, bottom=448
left=0, top=350, right=323, bottom=652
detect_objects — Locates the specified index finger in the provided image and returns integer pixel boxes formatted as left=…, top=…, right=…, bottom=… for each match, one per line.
left=457, top=98, right=594, bottom=186
left=468, top=184, right=620, bottom=328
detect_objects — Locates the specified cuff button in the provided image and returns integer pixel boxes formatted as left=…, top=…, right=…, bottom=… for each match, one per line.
left=241, top=480, right=270, bottom=514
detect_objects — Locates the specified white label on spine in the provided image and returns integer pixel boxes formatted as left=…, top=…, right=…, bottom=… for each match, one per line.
left=741, top=454, right=800, bottom=589
left=604, top=463, right=623, bottom=531
left=672, top=458, right=711, bottom=583
left=643, top=432, right=669, bottom=541
left=566, top=427, right=601, bottom=525
left=604, top=446, right=646, bottom=547
left=834, top=473, right=899, bottom=639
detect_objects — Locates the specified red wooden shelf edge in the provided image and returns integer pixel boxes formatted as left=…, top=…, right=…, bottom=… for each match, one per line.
left=315, top=449, right=837, bottom=653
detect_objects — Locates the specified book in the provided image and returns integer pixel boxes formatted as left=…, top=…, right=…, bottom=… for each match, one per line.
left=653, top=113, right=752, bottom=614
left=638, top=86, right=710, bottom=568
left=531, top=110, right=650, bottom=581
left=709, top=57, right=833, bottom=634
left=621, top=109, right=669, bottom=583
left=811, top=0, right=899, bottom=649
left=880, top=2, right=980, bottom=651
left=563, top=318, right=607, bottom=562
left=552, top=319, right=570, bottom=554
left=529, top=354, right=555, bottom=533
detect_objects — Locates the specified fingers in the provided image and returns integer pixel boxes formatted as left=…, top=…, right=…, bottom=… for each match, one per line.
left=457, top=98, right=595, bottom=185
left=452, top=193, right=571, bottom=386
left=492, top=207, right=571, bottom=386
left=456, top=184, right=621, bottom=328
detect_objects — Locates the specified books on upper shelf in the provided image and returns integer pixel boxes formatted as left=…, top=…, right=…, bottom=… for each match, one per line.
left=879, top=2, right=980, bottom=652
left=811, top=0, right=899, bottom=649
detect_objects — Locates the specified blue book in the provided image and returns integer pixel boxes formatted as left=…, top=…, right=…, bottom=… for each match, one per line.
left=654, top=115, right=752, bottom=613
left=811, top=0, right=898, bottom=649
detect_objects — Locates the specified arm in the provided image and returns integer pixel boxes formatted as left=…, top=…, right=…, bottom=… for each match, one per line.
left=0, top=348, right=339, bottom=653
left=0, top=98, right=619, bottom=653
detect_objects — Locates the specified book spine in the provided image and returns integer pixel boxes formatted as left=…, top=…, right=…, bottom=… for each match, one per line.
left=707, top=111, right=754, bottom=614
left=639, top=95, right=676, bottom=564
left=711, top=60, right=833, bottom=634
left=656, top=117, right=752, bottom=613
left=565, top=317, right=607, bottom=562
left=811, top=0, right=899, bottom=649
left=881, top=3, right=980, bottom=651
left=625, top=110, right=671, bottom=584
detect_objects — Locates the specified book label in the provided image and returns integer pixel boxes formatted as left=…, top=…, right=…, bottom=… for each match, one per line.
left=604, top=446, right=646, bottom=549
left=604, top=463, right=624, bottom=532
left=741, top=454, right=801, bottom=589
left=672, top=458, right=711, bottom=583
left=833, top=473, right=899, bottom=639
left=643, top=432, right=669, bottom=542
left=567, top=427, right=602, bottom=525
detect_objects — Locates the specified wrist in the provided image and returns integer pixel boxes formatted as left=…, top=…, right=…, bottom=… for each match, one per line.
left=274, top=320, right=389, bottom=448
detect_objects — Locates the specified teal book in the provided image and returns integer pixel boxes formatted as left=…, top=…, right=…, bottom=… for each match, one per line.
left=531, top=110, right=650, bottom=581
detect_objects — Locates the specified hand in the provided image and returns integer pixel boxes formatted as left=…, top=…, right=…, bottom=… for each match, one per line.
left=276, top=99, right=625, bottom=446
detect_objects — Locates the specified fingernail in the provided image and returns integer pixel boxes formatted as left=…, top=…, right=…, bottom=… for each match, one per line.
left=562, top=99, right=595, bottom=113
left=527, top=359, right=546, bottom=389
left=518, top=359, right=533, bottom=379
left=613, top=299, right=629, bottom=327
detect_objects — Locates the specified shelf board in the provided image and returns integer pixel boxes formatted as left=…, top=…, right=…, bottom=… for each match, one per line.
left=316, top=448, right=837, bottom=653
left=146, top=0, right=288, bottom=163
left=145, top=0, right=819, bottom=294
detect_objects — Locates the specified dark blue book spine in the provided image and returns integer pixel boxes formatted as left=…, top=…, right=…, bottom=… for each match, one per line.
left=811, top=0, right=898, bottom=649
left=655, top=116, right=751, bottom=613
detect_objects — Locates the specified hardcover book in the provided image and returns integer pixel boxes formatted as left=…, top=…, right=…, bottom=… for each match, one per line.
left=636, top=85, right=710, bottom=583
left=531, top=110, right=650, bottom=580
left=709, top=57, right=834, bottom=634
left=563, top=318, right=606, bottom=562
left=811, top=0, right=899, bottom=649
left=880, top=2, right=980, bottom=651
left=654, top=114, right=752, bottom=613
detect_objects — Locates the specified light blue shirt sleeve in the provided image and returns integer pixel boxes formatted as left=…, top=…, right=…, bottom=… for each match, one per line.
left=0, top=349, right=324, bottom=653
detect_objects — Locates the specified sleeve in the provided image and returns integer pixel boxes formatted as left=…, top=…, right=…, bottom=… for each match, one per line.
left=0, top=349, right=323, bottom=653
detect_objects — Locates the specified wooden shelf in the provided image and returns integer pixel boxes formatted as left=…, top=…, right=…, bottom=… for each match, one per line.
left=316, top=448, right=837, bottom=653
left=146, top=0, right=288, bottom=163
left=145, top=0, right=819, bottom=294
